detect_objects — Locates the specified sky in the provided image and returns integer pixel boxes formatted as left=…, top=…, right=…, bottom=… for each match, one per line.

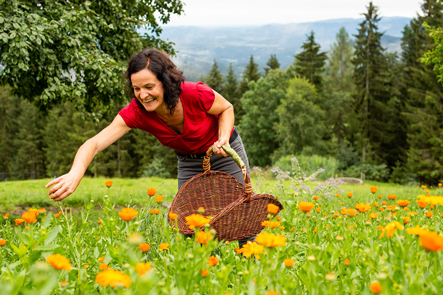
left=165, top=0, right=422, bottom=26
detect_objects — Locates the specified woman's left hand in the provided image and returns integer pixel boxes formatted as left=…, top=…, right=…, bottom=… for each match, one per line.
left=212, top=137, right=230, bottom=157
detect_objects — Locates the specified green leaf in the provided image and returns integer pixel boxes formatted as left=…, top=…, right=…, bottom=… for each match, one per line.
left=45, top=225, right=61, bottom=245
left=14, top=228, right=29, bottom=244
left=42, top=212, right=53, bottom=228
left=33, top=244, right=60, bottom=251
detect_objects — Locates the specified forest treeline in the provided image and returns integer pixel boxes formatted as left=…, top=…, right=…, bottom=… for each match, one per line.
left=0, top=1, right=442, bottom=184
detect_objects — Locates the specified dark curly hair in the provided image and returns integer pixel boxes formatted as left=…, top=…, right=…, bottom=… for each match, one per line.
left=125, top=48, right=185, bottom=115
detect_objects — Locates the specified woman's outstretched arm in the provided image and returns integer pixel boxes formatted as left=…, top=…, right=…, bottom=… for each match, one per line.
left=45, top=115, right=131, bottom=201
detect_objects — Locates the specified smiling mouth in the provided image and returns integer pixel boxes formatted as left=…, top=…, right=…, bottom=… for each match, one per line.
left=141, top=98, right=156, bottom=103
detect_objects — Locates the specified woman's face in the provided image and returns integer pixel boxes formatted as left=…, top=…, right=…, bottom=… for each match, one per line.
left=131, top=68, right=165, bottom=112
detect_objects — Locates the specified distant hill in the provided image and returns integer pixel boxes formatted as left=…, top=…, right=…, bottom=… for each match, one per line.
left=140, top=17, right=412, bottom=81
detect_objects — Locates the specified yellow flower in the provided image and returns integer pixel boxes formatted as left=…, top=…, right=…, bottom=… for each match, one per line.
left=407, top=225, right=428, bottom=236
left=284, top=258, right=294, bottom=267
left=379, top=221, right=403, bottom=239
left=95, top=269, right=131, bottom=288
left=135, top=262, right=152, bottom=276
left=396, top=200, right=410, bottom=207
left=155, top=195, right=164, bottom=203
left=236, top=242, right=265, bottom=260
left=255, top=232, right=286, bottom=248
left=159, top=243, right=169, bottom=251
left=46, top=254, right=72, bottom=271
left=185, top=214, right=210, bottom=230
left=369, top=213, right=378, bottom=219
left=22, top=211, right=38, bottom=223
left=419, top=230, right=443, bottom=252
left=196, top=231, right=212, bottom=245
left=207, top=255, right=219, bottom=266
left=355, top=203, right=371, bottom=212
left=98, top=256, right=104, bottom=262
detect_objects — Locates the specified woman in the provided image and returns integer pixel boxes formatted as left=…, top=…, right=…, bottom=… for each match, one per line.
left=45, top=48, right=253, bottom=245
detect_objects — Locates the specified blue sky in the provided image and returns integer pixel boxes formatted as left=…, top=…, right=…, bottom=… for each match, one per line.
left=164, top=0, right=422, bottom=26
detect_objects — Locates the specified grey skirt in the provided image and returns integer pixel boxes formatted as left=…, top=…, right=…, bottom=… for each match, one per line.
left=177, top=129, right=251, bottom=189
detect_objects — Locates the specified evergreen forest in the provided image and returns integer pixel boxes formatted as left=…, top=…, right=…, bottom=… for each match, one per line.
left=1, top=1, right=443, bottom=185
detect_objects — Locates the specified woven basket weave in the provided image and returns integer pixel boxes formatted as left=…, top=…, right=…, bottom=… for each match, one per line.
left=168, top=145, right=283, bottom=241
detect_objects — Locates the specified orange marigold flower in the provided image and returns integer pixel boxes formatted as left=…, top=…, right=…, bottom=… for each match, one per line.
left=370, top=281, right=382, bottom=294
left=419, top=230, right=443, bottom=252
left=201, top=269, right=209, bottom=277
left=270, top=221, right=279, bottom=228
left=154, top=209, right=159, bottom=214
left=155, top=195, right=164, bottom=203
left=37, top=208, right=46, bottom=213
left=98, top=256, right=104, bottom=262
left=396, top=200, right=410, bottom=207
left=265, top=292, right=279, bottom=295
left=382, top=201, right=387, bottom=205
left=370, top=186, right=378, bottom=194
left=3, top=213, right=9, bottom=219
left=61, top=281, right=68, bottom=287
left=139, top=243, right=150, bottom=252
left=439, top=183, right=442, bottom=187
left=378, top=195, right=382, bottom=199
left=407, top=225, right=427, bottom=236
left=421, top=185, right=426, bottom=189
left=15, top=218, right=24, bottom=225
left=198, top=207, right=205, bottom=214
left=313, top=195, right=319, bottom=200
left=425, top=189, right=430, bottom=194
left=185, top=214, right=210, bottom=230
left=236, top=241, right=265, bottom=260
left=255, top=232, right=286, bottom=248
left=149, top=209, right=154, bottom=214
left=207, top=255, right=219, bottom=266
left=169, top=212, right=178, bottom=220
left=95, top=269, right=131, bottom=288
left=388, top=194, right=397, bottom=200
left=267, top=203, right=279, bottom=214
left=159, top=243, right=169, bottom=251
left=404, top=217, right=411, bottom=224
left=430, top=204, right=435, bottom=209
left=22, top=211, right=38, bottom=223
left=347, top=192, right=353, bottom=198
left=298, top=202, right=315, bottom=212
left=262, top=220, right=270, bottom=227
left=344, top=258, right=351, bottom=265
left=98, top=220, right=102, bottom=224
left=0, top=239, right=6, bottom=246
left=347, top=209, right=356, bottom=216
left=105, top=180, right=113, bottom=188
left=196, top=231, right=212, bottom=244
left=135, top=262, right=152, bottom=276
left=46, top=254, right=72, bottom=271
left=147, top=187, right=156, bottom=196
left=118, top=208, right=138, bottom=221
left=316, top=207, right=321, bottom=212
left=417, top=200, right=428, bottom=209
left=369, top=213, right=378, bottom=219
left=99, top=263, right=109, bottom=270
left=426, top=211, right=433, bottom=218
left=284, top=258, right=294, bottom=267
left=377, top=225, right=384, bottom=231
left=355, top=203, right=371, bottom=212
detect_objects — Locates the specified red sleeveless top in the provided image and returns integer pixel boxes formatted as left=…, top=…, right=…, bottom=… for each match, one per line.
left=118, top=81, right=219, bottom=155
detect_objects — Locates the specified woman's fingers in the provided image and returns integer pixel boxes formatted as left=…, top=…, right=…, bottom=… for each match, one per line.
left=50, top=185, right=66, bottom=200
left=53, top=190, right=71, bottom=202
left=45, top=178, right=60, bottom=188
left=48, top=182, right=63, bottom=195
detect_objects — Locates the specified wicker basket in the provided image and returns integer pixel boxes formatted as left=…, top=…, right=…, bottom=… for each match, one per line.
left=168, top=145, right=283, bottom=241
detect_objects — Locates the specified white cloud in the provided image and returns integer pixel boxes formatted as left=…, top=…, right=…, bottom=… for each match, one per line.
left=166, top=0, right=422, bottom=26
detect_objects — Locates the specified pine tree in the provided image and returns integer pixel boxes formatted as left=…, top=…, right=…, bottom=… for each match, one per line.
left=323, top=27, right=355, bottom=148
left=290, top=31, right=327, bottom=89
left=402, top=0, right=443, bottom=182
left=264, top=54, right=280, bottom=75
left=352, top=2, right=398, bottom=165
left=239, top=55, right=261, bottom=95
left=204, top=60, right=224, bottom=93
left=221, top=64, right=241, bottom=125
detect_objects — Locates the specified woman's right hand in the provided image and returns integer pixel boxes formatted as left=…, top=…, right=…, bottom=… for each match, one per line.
left=45, top=170, right=83, bottom=202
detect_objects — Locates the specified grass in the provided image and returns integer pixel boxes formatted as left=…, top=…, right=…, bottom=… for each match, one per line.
left=0, top=175, right=434, bottom=214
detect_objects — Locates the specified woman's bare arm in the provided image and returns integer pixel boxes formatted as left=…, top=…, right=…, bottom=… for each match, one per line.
left=207, top=90, right=234, bottom=157
left=45, top=115, right=131, bottom=201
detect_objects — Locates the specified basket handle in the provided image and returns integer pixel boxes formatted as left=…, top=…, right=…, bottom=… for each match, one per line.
left=203, top=145, right=252, bottom=202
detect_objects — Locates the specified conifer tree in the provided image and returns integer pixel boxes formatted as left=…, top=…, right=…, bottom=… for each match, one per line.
left=401, top=0, right=443, bottom=182
left=222, top=64, right=241, bottom=125
left=204, top=60, right=224, bottom=93
left=323, top=27, right=355, bottom=148
left=352, top=2, right=398, bottom=165
left=290, top=31, right=327, bottom=89
left=239, top=55, right=261, bottom=95
left=264, top=54, right=280, bottom=75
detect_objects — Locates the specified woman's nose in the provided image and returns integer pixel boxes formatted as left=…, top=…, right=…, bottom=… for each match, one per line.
left=139, top=88, right=149, bottom=99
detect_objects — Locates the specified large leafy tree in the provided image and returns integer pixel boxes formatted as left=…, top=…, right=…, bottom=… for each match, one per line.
left=0, top=0, right=183, bottom=113
left=239, top=69, right=287, bottom=167
left=290, top=31, right=327, bottom=89
left=402, top=0, right=443, bottom=182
